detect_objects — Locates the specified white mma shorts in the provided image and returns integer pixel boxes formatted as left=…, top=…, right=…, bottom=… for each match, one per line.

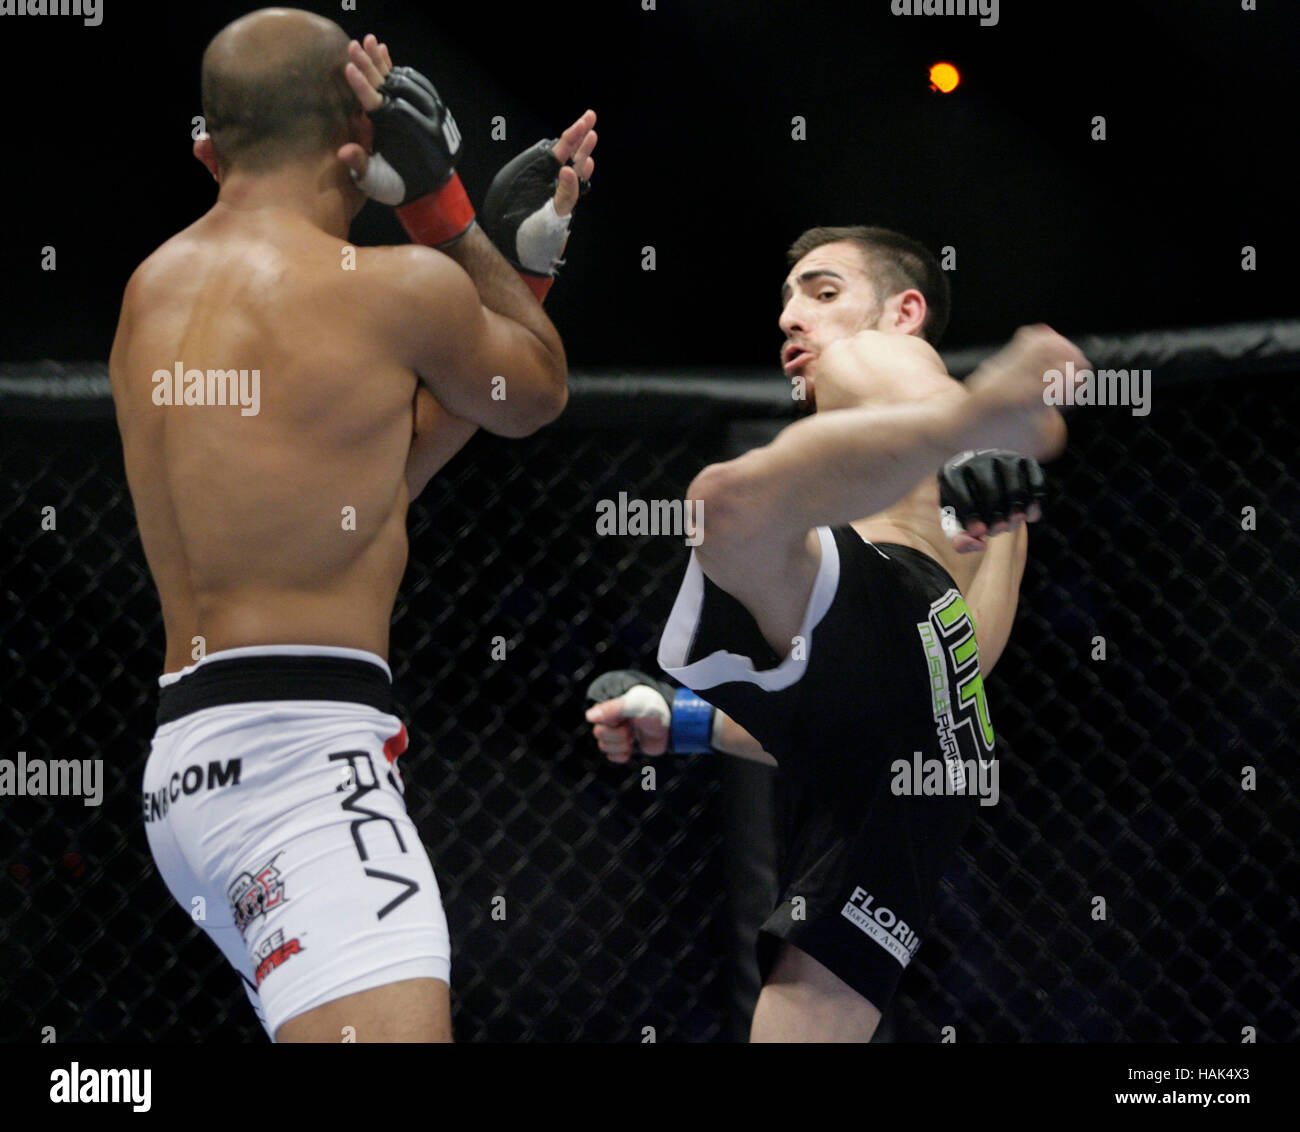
left=142, top=645, right=450, bottom=1040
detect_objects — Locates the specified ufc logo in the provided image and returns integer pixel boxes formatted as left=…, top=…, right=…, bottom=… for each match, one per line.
left=443, top=111, right=462, bottom=153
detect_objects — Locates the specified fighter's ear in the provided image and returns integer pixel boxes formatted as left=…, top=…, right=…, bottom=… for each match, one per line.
left=881, top=288, right=928, bottom=337
left=193, top=134, right=221, bottom=183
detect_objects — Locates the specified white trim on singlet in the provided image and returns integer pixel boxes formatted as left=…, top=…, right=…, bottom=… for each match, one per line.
left=657, top=526, right=840, bottom=692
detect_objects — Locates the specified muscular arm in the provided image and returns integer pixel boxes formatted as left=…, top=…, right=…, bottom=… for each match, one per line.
left=962, top=523, right=1028, bottom=676
left=403, top=210, right=578, bottom=495
left=399, top=224, right=572, bottom=496
left=384, top=233, right=567, bottom=438
left=439, top=224, right=564, bottom=375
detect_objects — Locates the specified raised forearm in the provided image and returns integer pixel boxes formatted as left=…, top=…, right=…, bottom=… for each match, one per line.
left=442, top=226, right=564, bottom=370
left=963, top=523, right=1028, bottom=675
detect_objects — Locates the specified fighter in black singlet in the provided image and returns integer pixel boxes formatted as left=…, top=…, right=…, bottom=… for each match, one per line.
left=659, top=526, right=996, bottom=1012
left=587, top=226, right=1087, bottom=1040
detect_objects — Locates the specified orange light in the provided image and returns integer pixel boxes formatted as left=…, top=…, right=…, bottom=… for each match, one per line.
left=929, top=62, right=960, bottom=93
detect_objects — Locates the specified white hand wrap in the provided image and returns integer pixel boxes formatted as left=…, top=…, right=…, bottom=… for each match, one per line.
left=514, top=197, right=572, bottom=274
left=351, top=153, right=407, bottom=207
left=619, top=684, right=672, bottom=727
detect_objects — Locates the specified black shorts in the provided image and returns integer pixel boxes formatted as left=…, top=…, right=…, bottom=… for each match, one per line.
left=755, top=758, right=987, bottom=1014
left=659, top=526, right=998, bottom=1016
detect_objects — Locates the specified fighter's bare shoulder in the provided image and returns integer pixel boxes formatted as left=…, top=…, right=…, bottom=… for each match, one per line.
left=110, top=235, right=206, bottom=365
left=821, top=329, right=948, bottom=380
left=119, top=230, right=201, bottom=307
left=353, top=243, right=463, bottom=301
left=352, top=244, right=479, bottom=357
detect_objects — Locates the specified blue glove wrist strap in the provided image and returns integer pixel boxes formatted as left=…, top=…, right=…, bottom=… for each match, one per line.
left=670, top=688, right=714, bottom=754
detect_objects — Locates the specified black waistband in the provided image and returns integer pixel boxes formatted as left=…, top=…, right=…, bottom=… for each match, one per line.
left=157, top=654, right=394, bottom=726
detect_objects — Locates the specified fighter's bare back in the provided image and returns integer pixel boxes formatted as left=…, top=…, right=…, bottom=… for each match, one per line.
left=111, top=205, right=441, bottom=673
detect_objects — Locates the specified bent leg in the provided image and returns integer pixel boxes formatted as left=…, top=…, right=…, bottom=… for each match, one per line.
left=750, top=942, right=881, bottom=1042
left=276, top=976, right=451, bottom=1043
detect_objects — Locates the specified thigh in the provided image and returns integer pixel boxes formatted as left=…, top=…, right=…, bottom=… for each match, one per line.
left=754, top=787, right=938, bottom=1032
left=750, top=942, right=882, bottom=1042
left=275, top=976, right=451, bottom=1043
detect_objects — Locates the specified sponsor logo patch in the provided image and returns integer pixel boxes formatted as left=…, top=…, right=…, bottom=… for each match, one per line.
left=228, top=854, right=287, bottom=938
left=253, top=929, right=303, bottom=986
left=840, top=886, right=920, bottom=968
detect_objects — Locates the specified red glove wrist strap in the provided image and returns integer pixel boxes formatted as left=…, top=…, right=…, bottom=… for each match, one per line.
left=395, top=174, right=476, bottom=248
left=523, top=274, right=554, bottom=303
left=396, top=175, right=556, bottom=303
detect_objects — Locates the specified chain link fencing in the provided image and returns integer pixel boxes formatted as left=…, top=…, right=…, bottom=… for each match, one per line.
left=2, top=323, right=1296, bottom=1042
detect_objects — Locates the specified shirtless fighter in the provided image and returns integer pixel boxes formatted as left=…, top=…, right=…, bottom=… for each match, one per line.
left=112, top=10, right=595, bottom=1041
left=586, top=226, right=1086, bottom=1040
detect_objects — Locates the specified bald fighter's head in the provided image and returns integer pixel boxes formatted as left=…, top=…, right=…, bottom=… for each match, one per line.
left=201, top=8, right=359, bottom=174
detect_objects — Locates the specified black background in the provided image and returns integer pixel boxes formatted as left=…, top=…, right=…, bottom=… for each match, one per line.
left=2, top=0, right=1298, bottom=1051
left=2, top=0, right=1295, bottom=365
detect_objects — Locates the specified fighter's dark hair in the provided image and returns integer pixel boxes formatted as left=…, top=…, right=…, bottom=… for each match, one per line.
left=786, top=226, right=952, bottom=347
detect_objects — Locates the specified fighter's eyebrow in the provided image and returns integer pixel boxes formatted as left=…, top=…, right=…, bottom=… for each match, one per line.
left=780, top=270, right=846, bottom=305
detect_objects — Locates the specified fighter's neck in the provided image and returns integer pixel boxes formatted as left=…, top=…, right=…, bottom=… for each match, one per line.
left=213, top=168, right=353, bottom=239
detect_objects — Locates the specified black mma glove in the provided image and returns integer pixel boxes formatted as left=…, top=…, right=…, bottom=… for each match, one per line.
left=481, top=138, right=591, bottom=302
left=353, top=65, right=476, bottom=247
left=938, top=449, right=1046, bottom=535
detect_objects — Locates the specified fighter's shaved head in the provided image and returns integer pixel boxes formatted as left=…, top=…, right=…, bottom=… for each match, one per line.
left=201, top=8, right=357, bottom=173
